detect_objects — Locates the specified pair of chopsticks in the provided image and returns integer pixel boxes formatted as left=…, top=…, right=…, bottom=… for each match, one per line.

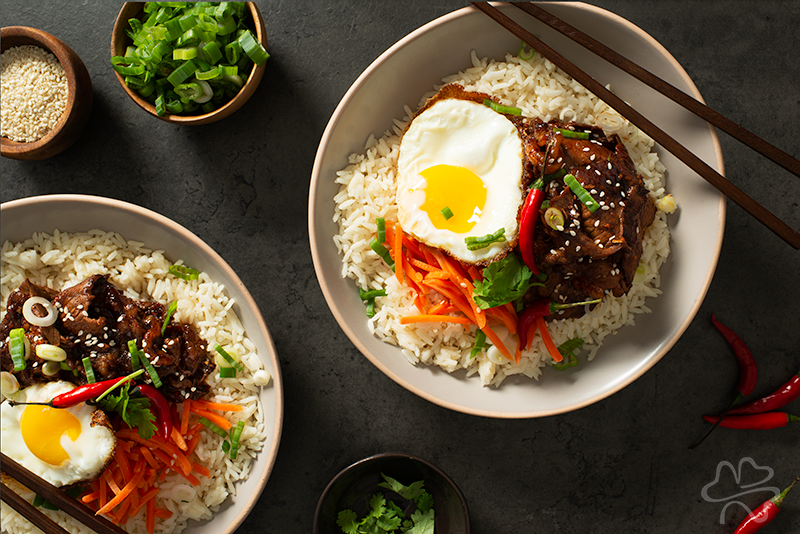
left=472, top=2, right=800, bottom=249
left=0, top=452, right=127, bottom=534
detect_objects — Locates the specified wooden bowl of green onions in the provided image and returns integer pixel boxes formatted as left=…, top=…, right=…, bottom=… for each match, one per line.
left=110, top=2, right=268, bottom=125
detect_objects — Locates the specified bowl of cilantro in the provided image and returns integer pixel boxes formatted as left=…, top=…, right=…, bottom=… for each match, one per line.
left=313, top=452, right=469, bottom=534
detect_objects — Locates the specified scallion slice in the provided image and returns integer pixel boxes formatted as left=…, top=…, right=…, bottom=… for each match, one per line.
left=237, top=30, right=269, bottom=66
left=173, top=47, right=198, bottom=60
left=483, top=99, right=522, bottom=116
left=167, top=59, right=198, bottom=87
left=376, top=217, right=386, bottom=244
left=128, top=339, right=142, bottom=371
left=219, top=366, right=236, bottom=378
left=554, top=128, right=591, bottom=140
left=174, top=82, right=203, bottom=101
left=214, top=344, right=244, bottom=372
left=359, top=288, right=387, bottom=301
left=369, top=238, right=395, bottom=269
left=169, top=264, right=200, bottom=280
left=229, top=420, right=245, bottom=459
left=82, top=357, right=96, bottom=384
left=440, top=206, right=454, bottom=220
left=564, top=174, right=600, bottom=213
left=9, top=328, right=27, bottom=371
left=141, top=353, right=162, bottom=388
left=162, top=301, right=178, bottom=336
left=464, top=228, right=506, bottom=251
left=199, top=417, right=228, bottom=438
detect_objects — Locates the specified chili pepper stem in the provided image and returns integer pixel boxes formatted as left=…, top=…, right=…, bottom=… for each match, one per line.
left=94, top=369, right=145, bottom=403
left=688, top=392, right=744, bottom=451
left=772, top=477, right=800, bottom=508
left=6, top=400, right=54, bottom=408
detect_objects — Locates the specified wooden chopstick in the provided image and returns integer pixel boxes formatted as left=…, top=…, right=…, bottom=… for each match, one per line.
left=0, top=482, right=72, bottom=534
left=511, top=1, right=800, bottom=180
left=471, top=2, right=800, bottom=249
left=0, top=452, right=128, bottom=534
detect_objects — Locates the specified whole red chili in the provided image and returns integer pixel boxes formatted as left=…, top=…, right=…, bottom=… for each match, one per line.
left=711, top=314, right=758, bottom=402
left=702, top=412, right=800, bottom=430
left=134, top=383, right=172, bottom=441
left=729, top=368, right=800, bottom=416
left=6, top=376, right=132, bottom=409
left=518, top=177, right=545, bottom=275
left=732, top=477, right=799, bottom=534
left=517, top=298, right=602, bottom=350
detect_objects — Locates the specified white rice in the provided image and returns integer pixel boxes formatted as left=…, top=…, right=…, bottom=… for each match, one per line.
left=332, top=51, right=671, bottom=386
left=0, top=229, right=272, bottom=534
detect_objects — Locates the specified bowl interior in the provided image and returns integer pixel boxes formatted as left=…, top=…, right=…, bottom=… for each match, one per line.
left=0, top=195, right=283, bottom=534
left=314, top=454, right=469, bottom=534
left=110, top=2, right=267, bottom=125
left=309, top=3, right=725, bottom=418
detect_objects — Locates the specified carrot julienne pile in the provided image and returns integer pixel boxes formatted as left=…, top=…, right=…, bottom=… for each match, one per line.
left=81, top=399, right=242, bottom=533
left=383, top=221, right=522, bottom=362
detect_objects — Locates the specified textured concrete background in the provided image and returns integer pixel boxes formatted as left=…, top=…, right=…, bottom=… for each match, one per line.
left=1, top=1, right=798, bottom=533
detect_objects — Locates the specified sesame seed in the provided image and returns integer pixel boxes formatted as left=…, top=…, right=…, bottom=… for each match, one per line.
left=590, top=154, right=596, bottom=161
left=594, top=220, right=600, bottom=227
left=576, top=246, right=581, bottom=251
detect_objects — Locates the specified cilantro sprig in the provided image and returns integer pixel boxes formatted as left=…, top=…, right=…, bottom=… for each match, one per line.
left=336, top=473, right=435, bottom=534
left=95, top=382, right=157, bottom=440
left=472, top=254, right=540, bottom=310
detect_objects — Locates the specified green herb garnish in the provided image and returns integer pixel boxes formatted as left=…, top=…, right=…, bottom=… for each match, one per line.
left=472, top=254, right=539, bottom=309
left=464, top=228, right=505, bottom=251
left=440, top=206, right=454, bottom=220
left=554, top=128, right=590, bottom=140
left=564, top=173, right=600, bottom=212
left=483, top=98, right=522, bottom=116
left=96, top=382, right=157, bottom=440
left=169, top=264, right=200, bottom=280
left=553, top=338, right=584, bottom=371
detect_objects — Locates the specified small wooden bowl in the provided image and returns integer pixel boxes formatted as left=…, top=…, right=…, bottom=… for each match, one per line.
left=0, top=27, right=93, bottom=161
left=110, top=2, right=267, bottom=125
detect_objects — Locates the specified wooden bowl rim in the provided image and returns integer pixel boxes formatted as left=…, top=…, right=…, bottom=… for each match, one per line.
left=110, top=2, right=267, bottom=125
left=0, top=26, right=85, bottom=155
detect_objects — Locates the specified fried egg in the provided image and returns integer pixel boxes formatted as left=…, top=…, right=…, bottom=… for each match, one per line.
left=397, top=96, right=525, bottom=264
left=0, top=380, right=116, bottom=487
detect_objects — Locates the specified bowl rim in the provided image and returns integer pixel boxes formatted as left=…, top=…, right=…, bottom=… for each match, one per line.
left=308, top=2, right=726, bottom=418
left=0, top=26, right=85, bottom=152
left=313, top=452, right=470, bottom=534
left=109, top=1, right=267, bottom=125
left=0, top=193, right=285, bottom=534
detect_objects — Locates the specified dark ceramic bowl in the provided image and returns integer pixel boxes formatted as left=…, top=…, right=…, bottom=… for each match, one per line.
left=0, top=26, right=93, bottom=160
left=314, top=453, right=469, bottom=534
left=109, top=2, right=267, bottom=125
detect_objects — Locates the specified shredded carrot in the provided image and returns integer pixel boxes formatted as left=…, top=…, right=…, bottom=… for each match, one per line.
left=140, top=446, right=159, bottom=469
left=180, top=399, right=192, bottom=434
left=486, top=306, right=517, bottom=335
left=97, top=459, right=146, bottom=515
left=193, top=399, right=243, bottom=412
left=130, top=488, right=159, bottom=518
left=113, top=497, right=132, bottom=525
left=115, top=446, right=132, bottom=481
left=424, top=270, right=451, bottom=281
left=536, top=315, right=563, bottom=362
left=427, top=300, right=454, bottom=315
left=191, top=406, right=232, bottom=431
left=171, top=425, right=188, bottom=451
left=400, top=314, right=472, bottom=325
left=155, top=508, right=173, bottom=519
left=395, top=221, right=404, bottom=285
left=81, top=490, right=100, bottom=504
left=180, top=471, right=202, bottom=486
left=146, top=498, right=156, bottom=534
left=103, top=469, right=122, bottom=496
left=408, top=257, right=439, bottom=272
left=191, top=462, right=211, bottom=477
left=185, top=422, right=204, bottom=456
left=481, top=325, right=513, bottom=361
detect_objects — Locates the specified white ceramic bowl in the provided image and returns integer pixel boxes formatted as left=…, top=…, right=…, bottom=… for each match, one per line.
left=309, top=2, right=725, bottom=418
left=0, top=194, right=283, bottom=534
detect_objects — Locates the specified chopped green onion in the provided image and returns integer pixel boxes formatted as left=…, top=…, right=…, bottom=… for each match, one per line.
left=464, top=228, right=506, bottom=251
left=553, top=338, right=584, bottom=370
left=42, top=361, right=61, bottom=377
left=554, top=128, right=590, bottom=140
left=82, top=357, right=96, bottom=384
left=376, top=217, right=386, bottom=244
left=36, top=344, right=67, bottom=362
left=167, top=59, right=198, bottom=87
left=564, top=174, right=600, bottom=213
left=229, top=420, right=244, bottom=459
left=199, top=417, right=228, bottom=438
left=545, top=207, right=565, bottom=231
left=173, top=47, right=198, bottom=60
left=128, top=339, right=142, bottom=371
left=9, top=328, right=27, bottom=371
left=483, top=98, right=522, bottom=116
left=369, top=238, right=395, bottom=269
left=518, top=40, right=535, bottom=61
left=359, top=288, right=387, bottom=301
left=141, top=354, right=162, bottom=388
left=60, top=362, right=71, bottom=371
left=169, top=264, right=200, bottom=280
left=237, top=29, right=269, bottom=66
left=544, top=168, right=567, bottom=181
left=214, top=344, right=244, bottom=372
left=219, top=366, right=237, bottom=378
left=196, top=65, right=223, bottom=80
left=162, top=301, right=177, bottom=336
left=440, top=206, right=454, bottom=220
left=201, top=41, right=223, bottom=64
left=174, top=81, right=203, bottom=101
left=470, top=330, right=487, bottom=359
left=224, top=40, right=241, bottom=64
left=365, top=300, right=376, bottom=317
left=221, top=440, right=231, bottom=453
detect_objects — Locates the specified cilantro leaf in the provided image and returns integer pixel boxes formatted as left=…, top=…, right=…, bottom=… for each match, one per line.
left=472, top=254, right=538, bottom=309
left=414, top=491, right=434, bottom=513
left=337, top=509, right=359, bottom=534
left=96, top=383, right=157, bottom=440
left=404, top=509, right=434, bottom=534
left=378, top=474, right=425, bottom=501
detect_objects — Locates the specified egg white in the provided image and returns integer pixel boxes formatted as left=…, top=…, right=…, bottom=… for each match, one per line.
left=397, top=97, right=524, bottom=264
left=0, top=380, right=116, bottom=487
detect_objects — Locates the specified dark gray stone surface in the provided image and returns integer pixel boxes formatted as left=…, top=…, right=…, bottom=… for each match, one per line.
left=1, top=1, right=798, bottom=533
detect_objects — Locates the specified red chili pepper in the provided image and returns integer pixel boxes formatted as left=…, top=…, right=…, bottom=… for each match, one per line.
left=518, top=178, right=545, bottom=276
left=517, top=298, right=601, bottom=351
left=711, top=314, right=758, bottom=400
left=733, top=477, right=799, bottom=534
left=50, top=376, right=131, bottom=408
left=134, top=383, right=173, bottom=442
left=702, top=412, right=800, bottom=430
left=729, top=369, right=800, bottom=416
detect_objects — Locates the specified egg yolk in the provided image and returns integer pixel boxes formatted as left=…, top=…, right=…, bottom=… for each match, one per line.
left=417, top=164, right=486, bottom=233
left=20, top=405, right=81, bottom=466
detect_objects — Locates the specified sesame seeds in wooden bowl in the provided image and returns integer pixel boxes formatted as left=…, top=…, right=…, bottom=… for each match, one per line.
left=0, top=26, right=93, bottom=161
